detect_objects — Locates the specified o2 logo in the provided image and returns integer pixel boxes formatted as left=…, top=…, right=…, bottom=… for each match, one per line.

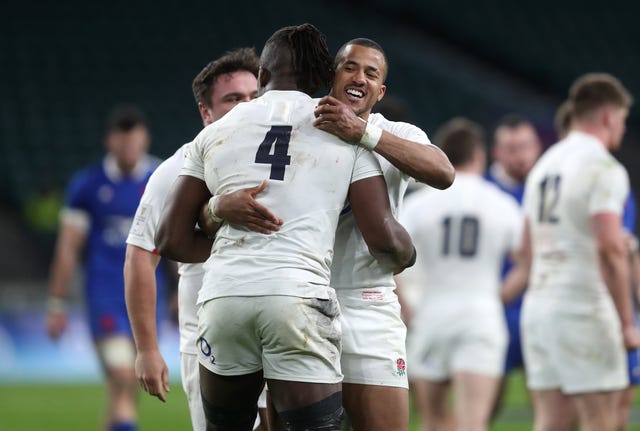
left=198, top=336, right=216, bottom=364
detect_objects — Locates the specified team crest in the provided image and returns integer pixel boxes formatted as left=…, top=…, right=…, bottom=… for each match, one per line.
left=396, top=358, right=406, bottom=376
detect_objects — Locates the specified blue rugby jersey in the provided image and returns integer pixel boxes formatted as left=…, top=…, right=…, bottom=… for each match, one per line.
left=63, top=154, right=165, bottom=337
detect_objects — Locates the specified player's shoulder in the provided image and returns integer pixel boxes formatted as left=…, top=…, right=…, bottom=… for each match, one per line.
left=402, top=186, right=436, bottom=212
left=145, top=144, right=190, bottom=193
left=368, top=112, right=431, bottom=145
left=486, top=181, right=521, bottom=213
left=67, top=159, right=106, bottom=189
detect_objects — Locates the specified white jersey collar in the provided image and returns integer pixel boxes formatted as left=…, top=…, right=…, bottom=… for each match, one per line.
left=103, top=153, right=152, bottom=182
left=488, top=162, right=521, bottom=189
left=261, top=90, right=313, bottom=101
left=565, top=130, right=606, bottom=152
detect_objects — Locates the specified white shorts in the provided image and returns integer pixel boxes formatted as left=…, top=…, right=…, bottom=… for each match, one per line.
left=407, top=307, right=507, bottom=381
left=180, top=352, right=206, bottom=431
left=337, top=289, right=408, bottom=388
left=522, top=299, right=628, bottom=394
left=197, top=294, right=342, bottom=384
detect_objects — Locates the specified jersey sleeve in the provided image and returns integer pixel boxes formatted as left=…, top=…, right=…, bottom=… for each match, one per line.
left=126, top=150, right=183, bottom=252
left=351, top=146, right=383, bottom=183
left=390, top=121, right=431, bottom=146
left=398, top=190, right=423, bottom=236
left=588, top=160, right=629, bottom=216
left=502, top=195, right=525, bottom=253
left=370, top=114, right=432, bottom=146
left=181, top=131, right=206, bottom=181
left=60, top=170, right=91, bottom=231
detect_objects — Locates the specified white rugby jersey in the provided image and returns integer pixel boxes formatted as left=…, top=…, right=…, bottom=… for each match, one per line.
left=127, top=143, right=203, bottom=354
left=400, top=173, right=523, bottom=311
left=182, top=90, right=382, bottom=302
left=522, top=131, right=629, bottom=310
left=331, top=113, right=433, bottom=294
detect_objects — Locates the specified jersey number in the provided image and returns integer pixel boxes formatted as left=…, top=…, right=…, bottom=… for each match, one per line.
left=255, top=125, right=292, bottom=181
left=538, top=175, right=561, bottom=223
left=442, top=215, right=479, bottom=257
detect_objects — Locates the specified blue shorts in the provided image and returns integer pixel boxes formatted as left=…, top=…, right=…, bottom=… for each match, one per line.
left=628, top=348, right=640, bottom=385
left=86, top=300, right=133, bottom=340
left=504, top=298, right=524, bottom=373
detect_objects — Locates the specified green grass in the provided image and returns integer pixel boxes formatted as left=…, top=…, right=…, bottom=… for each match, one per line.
left=1, top=372, right=639, bottom=430
left=0, top=383, right=192, bottom=430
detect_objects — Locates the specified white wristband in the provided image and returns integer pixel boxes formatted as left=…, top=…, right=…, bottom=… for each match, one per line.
left=359, top=122, right=383, bottom=151
left=47, top=296, right=67, bottom=314
left=207, top=195, right=224, bottom=223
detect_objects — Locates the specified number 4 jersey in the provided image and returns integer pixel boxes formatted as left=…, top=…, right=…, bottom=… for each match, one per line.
left=522, top=130, right=629, bottom=307
left=182, top=90, right=383, bottom=303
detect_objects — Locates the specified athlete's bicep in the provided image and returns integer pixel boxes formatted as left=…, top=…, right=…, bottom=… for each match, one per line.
left=591, top=212, right=625, bottom=253
left=155, top=175, right=212, bottom=261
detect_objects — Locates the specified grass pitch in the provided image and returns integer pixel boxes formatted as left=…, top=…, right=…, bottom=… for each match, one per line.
left=1, top=372, right=638, bottom=430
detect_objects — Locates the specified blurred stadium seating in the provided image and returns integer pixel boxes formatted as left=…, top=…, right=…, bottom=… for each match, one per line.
left=2, top=0, right=639, bottom=211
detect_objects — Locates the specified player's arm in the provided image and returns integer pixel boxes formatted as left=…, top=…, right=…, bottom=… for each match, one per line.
left=501, top=218, right=532, bottom=304
left=348, top=175, right=416, bottom=274
left=155, top=175, right=213, bottom=263
left=628, top=236, right=640, bottom=302
left=199, top=180, right=283, bottom=237
left=593, top=212, right=640, bottom=348
left=46, top=218, right=87, bottom=339
left=124, top=244, right=169, bottom=402
left=313, top=95, right=454, bottom=189
left=372, top=130, right=454, bottom=189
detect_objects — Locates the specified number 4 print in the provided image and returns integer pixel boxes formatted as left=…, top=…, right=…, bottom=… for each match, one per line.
left=255, top=125, right=292, bottom=181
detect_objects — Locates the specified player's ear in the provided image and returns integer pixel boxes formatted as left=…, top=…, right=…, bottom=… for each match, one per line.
left=198, top=102, right=212, bottom=125
left=601, top=106, right=613, bottom=129
left=377, top=84, right=386, bottom=102
left=258, top=67, right=271, bottom=91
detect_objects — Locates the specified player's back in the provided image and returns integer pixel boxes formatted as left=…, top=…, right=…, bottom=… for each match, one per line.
left=184, top=90, right=381, bottom=302
left=401, top=173, right=522, bottom=309
left=523, top=131, right=629, bottom=305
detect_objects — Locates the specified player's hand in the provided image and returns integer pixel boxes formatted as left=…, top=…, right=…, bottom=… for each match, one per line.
left=216, top=180, right=284, bottom=234
left=135, top=349, right=170, bottom=402
left=46, top=311, right=68, bottom=340
left=313, top=96, right=367, bottom=142
left=623, top=325, right=640, bottom=349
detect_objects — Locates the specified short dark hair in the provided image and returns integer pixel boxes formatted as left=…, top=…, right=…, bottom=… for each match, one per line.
left=568, top=73, right=633, bottom=121
left=106, top=105, right=147, bottom=133
left=434, top=117, right=486, bottom=167
left=495, top=113, right=530, bottom=130
left=192, top=47, right=260, bottom=108
left=492, top=113, right=535, bottom=149
left=263, top=23, right=333, bottom=95
left=335, top=38, right=388, bottom=80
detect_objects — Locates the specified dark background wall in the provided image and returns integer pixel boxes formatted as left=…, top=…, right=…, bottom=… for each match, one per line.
left=1, top=0, right=639, bottom=279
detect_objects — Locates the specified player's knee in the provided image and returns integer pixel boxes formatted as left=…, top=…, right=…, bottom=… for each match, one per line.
left=201, top=393, right=258, bottom=430
left=108, top=367, right=138, bottom=393
left=279, top=392, right=344, bottom=431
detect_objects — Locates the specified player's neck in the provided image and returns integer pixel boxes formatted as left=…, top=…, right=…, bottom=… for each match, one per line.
left=263, top=78, right=307, bottom=95
left=570, top=124, right=609, bottom=149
